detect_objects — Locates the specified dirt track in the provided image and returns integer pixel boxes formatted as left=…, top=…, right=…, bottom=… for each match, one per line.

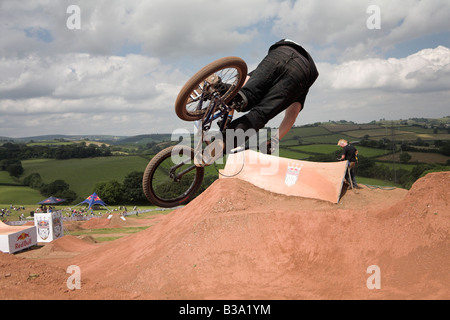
left=1, top=172, right=449, bottom=300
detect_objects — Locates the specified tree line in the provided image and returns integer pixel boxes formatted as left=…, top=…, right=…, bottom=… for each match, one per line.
left=0, top=142, right=112, bottom=160
left=91, top=172, right=217, bottom=206
left=21, top=171, right=152, bottom=206
left=307, top=150, right=448, bottom=189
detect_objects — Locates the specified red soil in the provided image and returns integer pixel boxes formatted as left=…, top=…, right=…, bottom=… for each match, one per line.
left=1, top=172, right=449, bottom=300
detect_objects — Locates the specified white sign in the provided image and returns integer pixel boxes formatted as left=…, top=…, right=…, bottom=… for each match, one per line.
left=0, top=225, right=38, bottom=254
left=34, top=211, right=64, bottom=243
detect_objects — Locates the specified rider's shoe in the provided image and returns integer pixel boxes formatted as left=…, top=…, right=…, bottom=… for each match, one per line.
left=230, top=90, right=248, bottom=112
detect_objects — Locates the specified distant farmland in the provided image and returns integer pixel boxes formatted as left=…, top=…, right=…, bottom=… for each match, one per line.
left=21, top=156, right=150, bottom=198
left=2, top=118, right=449, bottom=206
left=377, top=152, right=450, bottom=164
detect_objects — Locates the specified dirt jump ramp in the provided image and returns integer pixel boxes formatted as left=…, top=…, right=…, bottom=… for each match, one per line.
left=72, top=171, right=450, bottom=299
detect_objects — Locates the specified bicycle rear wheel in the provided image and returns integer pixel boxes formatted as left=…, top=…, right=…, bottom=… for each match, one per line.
left=175, top=56, right=247, bottom=121
left=142, top=145, right=204, bottom=208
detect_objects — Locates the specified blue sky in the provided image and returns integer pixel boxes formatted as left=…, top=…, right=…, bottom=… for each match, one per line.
left=0, top=0, right=449, bottom=138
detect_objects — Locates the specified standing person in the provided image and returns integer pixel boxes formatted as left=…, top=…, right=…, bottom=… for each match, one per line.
left=337, top=139, right=359, bottom=188
left=224, top=38, right=319, bottom=154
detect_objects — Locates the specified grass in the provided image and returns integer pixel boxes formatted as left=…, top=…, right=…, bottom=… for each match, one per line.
left=279, top=149, right=311, bottom=160
left=21, top=156, right=150, bottom=197
left=68, top=226, right=150, bottom=242
left=2, top=121, right=448, bottom=207
left=322, top=124, right=382, bottom=132
left=376, top=152, right=450, bottom=164
left=0, top=203, right=164, bottom=221
left=300, top=133, right=356, bottom=144
left=0, top=171, right=22, bottom=185
left=398, top=125, right=449, bottom=134
left=283, top=126, right=331, bottom=139
left=373, top=162, right=418, bottom=172
left=356, top=176, right=403, bottom=188
left=1, top=156, right=152, bottom=207
left=66, top=210, right=164, bottom=242
left=70, top=226, right=149, bottom=235
left=0, top=186, right=43, bottom=205
left=286, top=144, right=387, bottom=158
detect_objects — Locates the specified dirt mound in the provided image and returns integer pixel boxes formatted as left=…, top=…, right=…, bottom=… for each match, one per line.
left=383, top=171, right=449, bottom=216
left=0, top=252, right=150, bottom=299
left=15, top=235, right=99, bottom=260
left=46, top=235, right=98, bottom=253
left=2, top=172, right=448, bottom=299
left=70, top=173, right=449, bottom=299
left=80, top=213, right=133, bottom=229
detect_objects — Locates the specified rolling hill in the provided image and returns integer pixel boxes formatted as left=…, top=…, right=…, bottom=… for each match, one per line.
left=1, top=118, right=449, bottom=206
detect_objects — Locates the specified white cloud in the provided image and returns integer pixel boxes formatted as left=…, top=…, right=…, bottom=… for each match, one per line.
left=292, top=46, right=450, bottom=126
left=272, top=0, right=450, bottom=61
left=0, top=53, right=184, bottom=102
left=0, top=0, right=449, bottom=138
left=319, top=46, right=450, bottom=92
left=0, top=0, right=281, bottom=58
left=0, top=53, right=187, bottom=137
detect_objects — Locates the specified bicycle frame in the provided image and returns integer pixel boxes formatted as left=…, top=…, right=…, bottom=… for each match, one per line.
left=196, top=83, right=234, bottom=133
left=170, top=81, right=235, bottom=182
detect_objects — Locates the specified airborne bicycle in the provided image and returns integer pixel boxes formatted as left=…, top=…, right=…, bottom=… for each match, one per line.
left=142, top=57, right=248, bottom=208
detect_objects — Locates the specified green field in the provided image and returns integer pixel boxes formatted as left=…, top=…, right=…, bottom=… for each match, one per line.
left=0, top=186, right=43, bottom=205
left=377, top=152, right=450, bottom=164
left=21, top=156, right=151, bottom=198
left=2, top=119, right=448, bottom=209
left=288, top=144, right=387, bottom=158
left=356, top=177, right=402, bottom=188
left=282, top=126, right=356, bottom=145
left=322, top=124, right=382, bottom=132
left=341, top=126, right=450, bottom=142
left=0, top=203, right=166, bottom=225
left=283, top=126, right=331, bottom=139
left=0, top=171, right=43, bottom=205
left=300, top=133, right=356, bottom=144
left=1, top=156, right=152, bottom=206
left=0, top=171, right=21, bottom=185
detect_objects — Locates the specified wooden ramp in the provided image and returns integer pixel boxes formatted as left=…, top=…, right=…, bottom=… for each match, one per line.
left=219, top=150, right=348, bottom=203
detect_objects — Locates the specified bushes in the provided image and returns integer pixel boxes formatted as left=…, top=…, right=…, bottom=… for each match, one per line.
left=0, top=142, right=112, bottom=160
left=0, top=159, right=23, bottom=177
left=23, top=173, right=43, bottom=189
left=93, top=171, right=147, bottom=205
left=23, top=174, right=78, bottom=203
left=356, top=158, right=449, bottom=189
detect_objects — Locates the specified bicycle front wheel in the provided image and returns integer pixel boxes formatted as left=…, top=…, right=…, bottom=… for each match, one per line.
left=142, top=145, right=205, bottom=208
left=175, top=56, right=247, bottom=121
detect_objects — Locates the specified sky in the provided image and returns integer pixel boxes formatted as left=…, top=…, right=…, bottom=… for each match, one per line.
left=0, top=0, right=449, bottom=138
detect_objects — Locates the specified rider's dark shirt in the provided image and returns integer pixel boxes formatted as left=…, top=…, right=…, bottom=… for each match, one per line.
left=342, top=144, right=358, bottom=162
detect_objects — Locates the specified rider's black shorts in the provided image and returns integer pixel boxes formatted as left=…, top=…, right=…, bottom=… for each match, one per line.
left=234, top=45, right=318, bottom=131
